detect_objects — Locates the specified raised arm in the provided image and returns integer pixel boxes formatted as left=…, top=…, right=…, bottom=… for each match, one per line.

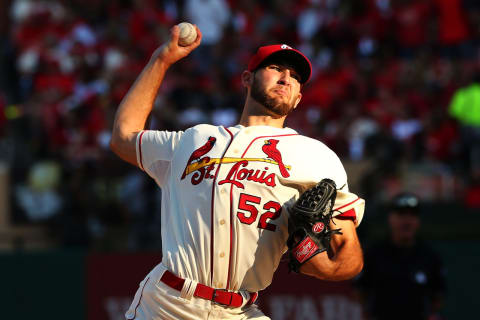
left=110, top=25, right=202, bottom=166
left=299, top=217, right=363, bottom=281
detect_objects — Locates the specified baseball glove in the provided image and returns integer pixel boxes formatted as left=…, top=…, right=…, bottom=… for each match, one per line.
left=287, top=178, right=343, bottom=273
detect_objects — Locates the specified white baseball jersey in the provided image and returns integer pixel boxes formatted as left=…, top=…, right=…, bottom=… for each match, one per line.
left=135, top=124, right=364, bottom=294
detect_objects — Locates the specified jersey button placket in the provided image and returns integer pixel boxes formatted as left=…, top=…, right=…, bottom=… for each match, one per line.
left=212, top=149, right=234, bottom=290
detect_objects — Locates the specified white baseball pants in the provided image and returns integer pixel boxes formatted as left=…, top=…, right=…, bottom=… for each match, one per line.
left=125, top=263, right=270, bottom=320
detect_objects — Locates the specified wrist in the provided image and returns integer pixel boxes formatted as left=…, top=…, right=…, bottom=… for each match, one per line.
left=287, top=231, right=327, bottom=273
left=298, top=251, right=332, bottom=279
left=145, top=55, right=171, bottom=76
left=150, top=46, right=174, bottom=68
left=150, top=53, right=171, bottom=67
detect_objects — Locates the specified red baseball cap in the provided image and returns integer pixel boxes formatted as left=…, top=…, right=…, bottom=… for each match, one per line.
left=247, top=44, right=312, bottom=84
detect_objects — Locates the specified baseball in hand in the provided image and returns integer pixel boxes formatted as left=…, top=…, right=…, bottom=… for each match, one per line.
left=177, top=22, right=197, bottom=47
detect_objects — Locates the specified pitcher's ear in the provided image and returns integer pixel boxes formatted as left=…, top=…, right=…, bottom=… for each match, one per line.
left=241, top=70, right=254, bottom=87
left=293, top=93, right=302, bottom=109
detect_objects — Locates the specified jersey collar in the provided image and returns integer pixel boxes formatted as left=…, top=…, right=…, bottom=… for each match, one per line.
left=232, top=124, right=298, bottom=135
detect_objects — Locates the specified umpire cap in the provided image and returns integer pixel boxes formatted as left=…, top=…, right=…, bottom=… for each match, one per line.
left=390, top=192, right=420, bottom=214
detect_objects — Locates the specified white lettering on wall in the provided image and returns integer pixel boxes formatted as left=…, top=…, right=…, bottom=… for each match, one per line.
left=268, top=294, right=363, bottom=320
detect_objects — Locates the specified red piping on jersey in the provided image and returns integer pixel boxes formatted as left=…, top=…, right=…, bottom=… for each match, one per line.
left=226, top=174, right=235, bottom=289
left=241, top=133, right=298, bottom=158
left=335, top=197, right=361, bottom=211
left=138, top=130, right=146, bottom=171
left=210, top=127, right=234, bottom=287
left=225, top=132, right=298, bottom=289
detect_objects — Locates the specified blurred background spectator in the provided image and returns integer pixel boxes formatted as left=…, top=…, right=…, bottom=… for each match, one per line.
left=353, top=192, right=447, bottom=320
left=0, top=0, right=479, bottom=252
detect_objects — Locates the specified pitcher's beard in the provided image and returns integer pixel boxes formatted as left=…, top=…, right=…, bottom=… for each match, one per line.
left=251, top=77, right=295, bottom=117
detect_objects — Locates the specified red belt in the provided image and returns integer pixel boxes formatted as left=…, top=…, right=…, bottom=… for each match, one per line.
left=160, top=270, right=258, bottom=308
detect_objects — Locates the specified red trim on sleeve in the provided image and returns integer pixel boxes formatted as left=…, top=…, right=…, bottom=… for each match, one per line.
left=335, top=197, right=360, bottom=211
left=336, top=208, right=356, bottom=220
left=138, top=131, right=146, bottom=171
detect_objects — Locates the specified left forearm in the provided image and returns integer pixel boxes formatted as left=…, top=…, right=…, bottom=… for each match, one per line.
left=300, top=239, right=363, bottom=280
left=299, top=218, right=364, bottom=281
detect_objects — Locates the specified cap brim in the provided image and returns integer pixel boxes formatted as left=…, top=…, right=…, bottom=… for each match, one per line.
left=270, top=50, right=311, bottom=84
left=251, top=49, right=312, bottom=84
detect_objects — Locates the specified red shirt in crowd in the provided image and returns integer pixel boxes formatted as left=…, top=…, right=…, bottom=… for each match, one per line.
left=434, top=0, right=469, bottom=45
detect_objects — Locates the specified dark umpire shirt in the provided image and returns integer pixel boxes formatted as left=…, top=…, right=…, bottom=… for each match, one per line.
left=354, top=238, right=446, bottom=320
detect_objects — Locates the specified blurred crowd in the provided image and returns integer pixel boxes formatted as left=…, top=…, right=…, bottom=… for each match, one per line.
left=1, top=0, right=480, bottom=250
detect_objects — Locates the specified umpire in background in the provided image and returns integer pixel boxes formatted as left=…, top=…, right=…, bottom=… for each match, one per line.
left=353, top=192, right=447, bottom=320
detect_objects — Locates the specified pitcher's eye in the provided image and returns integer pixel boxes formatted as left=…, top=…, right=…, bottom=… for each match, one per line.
left=291, top=74, right=301, bottom=82
left=268, top=65, right=281, bottom=71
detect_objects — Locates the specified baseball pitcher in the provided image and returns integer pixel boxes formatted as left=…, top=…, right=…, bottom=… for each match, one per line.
left=110, top=24, right=365, bottom=320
